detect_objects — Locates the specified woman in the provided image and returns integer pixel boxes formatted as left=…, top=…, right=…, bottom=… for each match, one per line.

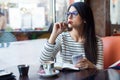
left=40, top=2, right=103, bottom=70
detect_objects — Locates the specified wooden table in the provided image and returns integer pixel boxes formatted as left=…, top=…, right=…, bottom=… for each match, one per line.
left=5, top=65, right=113, bottom=80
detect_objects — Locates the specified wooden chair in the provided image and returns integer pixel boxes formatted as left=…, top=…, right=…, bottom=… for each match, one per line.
left=102, top=36, right=120, bottom=69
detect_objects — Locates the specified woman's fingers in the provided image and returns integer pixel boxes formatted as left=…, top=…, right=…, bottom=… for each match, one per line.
left=77, top=58, right=87, bottom=63
left=55, top=22, right=67, bottom=30
left=75, top=62, right=88, bottom=69
left=75, top=58, right=89, bottom=69
left=77, top=58, right=96, bottom=69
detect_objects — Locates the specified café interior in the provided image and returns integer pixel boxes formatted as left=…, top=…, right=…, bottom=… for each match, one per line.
left=0, top=0, right=120, bottom=80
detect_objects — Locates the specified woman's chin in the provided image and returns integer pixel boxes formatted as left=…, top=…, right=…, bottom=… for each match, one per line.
left=67, top=27, right=72, bottom=31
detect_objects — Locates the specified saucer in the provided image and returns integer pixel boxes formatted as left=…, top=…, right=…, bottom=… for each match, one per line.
left=38, top=70, right=59, bottom=77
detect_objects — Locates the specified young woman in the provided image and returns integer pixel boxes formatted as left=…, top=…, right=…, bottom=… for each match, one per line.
left=40, top=2, right=103, bottom=70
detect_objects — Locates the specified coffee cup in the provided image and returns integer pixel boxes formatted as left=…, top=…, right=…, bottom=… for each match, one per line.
left=72, top=54, right=84, bottom=64
left=41, top=61, right=54, bottom=75
left=18, top=64, right=29, bottom=76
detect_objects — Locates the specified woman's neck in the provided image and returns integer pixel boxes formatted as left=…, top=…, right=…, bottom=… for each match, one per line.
left=69, top=29, right=83, bottom=43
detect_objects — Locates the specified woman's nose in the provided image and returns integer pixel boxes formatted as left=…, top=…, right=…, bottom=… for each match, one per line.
left=68, top=14, right=73, bottom=19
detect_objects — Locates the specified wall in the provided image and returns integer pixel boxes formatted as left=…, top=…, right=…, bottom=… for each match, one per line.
left=88, top=0, right=111, bottom=36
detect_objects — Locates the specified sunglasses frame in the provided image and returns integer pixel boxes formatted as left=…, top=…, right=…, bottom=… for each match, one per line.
left=66, top=11, right=79, bottom=17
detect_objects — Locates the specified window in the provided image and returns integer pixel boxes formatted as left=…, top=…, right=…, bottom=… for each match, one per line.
left=110, top=0, right=120, bottom=24
left=0, top=0, right=84, bottom=32
left=0, top=0, right=53, bottom=31
left=55, top=0, right=84, bottom=22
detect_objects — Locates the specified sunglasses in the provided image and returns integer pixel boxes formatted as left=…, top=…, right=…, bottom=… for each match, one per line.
left=66, top=11, right=79, bottom=17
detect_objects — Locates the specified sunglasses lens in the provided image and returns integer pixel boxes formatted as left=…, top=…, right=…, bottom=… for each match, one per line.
left=66, top=11, right=78, bottom=17
left=73, top=11, right=78, bottom=16
left=66, top=12, right=70, bottom=16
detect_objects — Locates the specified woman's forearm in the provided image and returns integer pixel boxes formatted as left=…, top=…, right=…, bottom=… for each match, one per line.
left=48, top=33, right=59, bottom=44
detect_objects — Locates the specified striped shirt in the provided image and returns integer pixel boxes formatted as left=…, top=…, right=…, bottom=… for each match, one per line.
left=40, top=32, right=103, bottom=69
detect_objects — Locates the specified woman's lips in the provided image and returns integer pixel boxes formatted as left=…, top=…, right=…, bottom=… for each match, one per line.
left=68, top=21, right=73, bottom=24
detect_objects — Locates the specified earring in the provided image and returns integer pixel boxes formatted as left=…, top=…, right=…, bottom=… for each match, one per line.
left=84, top=21, right=86, bottom=23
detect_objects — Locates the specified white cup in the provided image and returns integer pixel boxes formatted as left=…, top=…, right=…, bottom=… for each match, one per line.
left=41, top=61, right=54, bottom=75
left=72, top=54, right=84, bottom=65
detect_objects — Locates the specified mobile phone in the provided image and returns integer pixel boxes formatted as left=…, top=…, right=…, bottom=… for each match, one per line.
left=72, top=54, right=83, bottom=64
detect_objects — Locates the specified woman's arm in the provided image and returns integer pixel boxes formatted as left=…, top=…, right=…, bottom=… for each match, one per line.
left=39, top=22, right=68, bottom=64
left=39, top=35, right=61, bottom=63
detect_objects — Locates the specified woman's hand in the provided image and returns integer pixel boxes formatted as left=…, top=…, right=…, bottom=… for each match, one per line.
left=52, top=22, right=67, bottom=35
left=75, top=58, right=96, bottom=70
left=48, top=22, right=67, bottom=44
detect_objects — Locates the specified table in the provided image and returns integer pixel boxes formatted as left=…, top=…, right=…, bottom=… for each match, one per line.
left=5, top=65, right=116, bottom=80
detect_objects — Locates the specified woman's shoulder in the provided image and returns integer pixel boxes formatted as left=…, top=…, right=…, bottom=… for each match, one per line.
left=57, top=32, right=70, bottom=40
left=59, top=32, right=70, bottom=37
left=61, top=31, right=69, bottom=35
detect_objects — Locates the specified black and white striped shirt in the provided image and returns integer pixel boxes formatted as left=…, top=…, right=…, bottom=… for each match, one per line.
left=40, top=32, right=103, bottom=69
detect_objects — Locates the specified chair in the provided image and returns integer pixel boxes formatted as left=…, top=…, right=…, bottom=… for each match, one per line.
left=102, top=36, right=120, bottom=69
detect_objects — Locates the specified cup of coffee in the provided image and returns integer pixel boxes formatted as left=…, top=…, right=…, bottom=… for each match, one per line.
left=72, top=54, right=84, bottom=64
left=41, top=61, right=54, bottom=75
left=18, top=64, right=29, bottom=76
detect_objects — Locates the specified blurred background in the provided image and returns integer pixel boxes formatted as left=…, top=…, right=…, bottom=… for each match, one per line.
left=0, top=0, right=119, bottom=41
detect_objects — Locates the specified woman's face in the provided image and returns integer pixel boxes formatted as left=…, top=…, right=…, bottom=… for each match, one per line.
left=67, top=6, right=84, bottom=29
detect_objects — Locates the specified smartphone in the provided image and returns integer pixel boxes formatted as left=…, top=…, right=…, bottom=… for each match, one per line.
left=72, top=54, right=83, bottom=65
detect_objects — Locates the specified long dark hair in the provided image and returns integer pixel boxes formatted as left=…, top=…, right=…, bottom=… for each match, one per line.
left=68, top=2, right=98, bottom=64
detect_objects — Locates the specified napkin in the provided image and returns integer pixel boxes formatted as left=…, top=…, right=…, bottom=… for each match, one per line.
left=109, top=63, right=120, bottom=70
left=0, top=72, right=16, bottom=80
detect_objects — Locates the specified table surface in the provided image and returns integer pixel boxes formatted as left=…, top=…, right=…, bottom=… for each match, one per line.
left=5, top=65, right=111, bottom=80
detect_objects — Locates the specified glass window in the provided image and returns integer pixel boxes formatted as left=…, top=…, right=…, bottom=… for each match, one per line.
left=0, top=0, right=84, bottom=32
left=110, top=0, right=120, bottom=24
left=55, top=0, right=68, bottom=22
left=0, top=0, right=53, bottom=31
left=55, top=0, right=84, bottom=22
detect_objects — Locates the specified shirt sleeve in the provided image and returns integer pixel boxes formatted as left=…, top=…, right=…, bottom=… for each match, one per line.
left=39, top=34, right=61, bottom=64
left=96, top=37, right=104, bottom=69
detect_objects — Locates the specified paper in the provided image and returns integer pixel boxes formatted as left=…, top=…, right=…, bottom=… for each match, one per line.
left=54, top=63, right=79, bottom=70
left=109, top=60, right=120, bottom=70
left=109, top=60, right=120, bottom=67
